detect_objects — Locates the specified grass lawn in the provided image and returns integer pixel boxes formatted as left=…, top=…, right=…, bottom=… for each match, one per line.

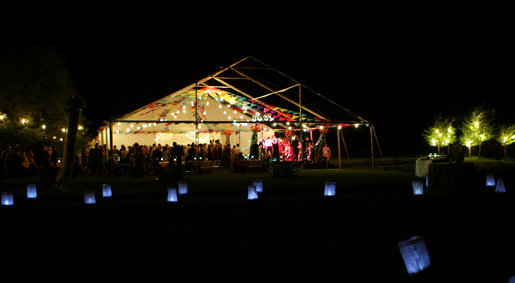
left=0, top=158, right=514, bottom=282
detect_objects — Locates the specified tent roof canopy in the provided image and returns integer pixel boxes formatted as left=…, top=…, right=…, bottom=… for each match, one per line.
left=114, top=56, right=369, bottom=129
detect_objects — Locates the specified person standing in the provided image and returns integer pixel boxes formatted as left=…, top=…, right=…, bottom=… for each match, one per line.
left=172, top=142, right=183, bottom=165
left=272, top=136, right=279, bottom=161
left=323, top=144, right=332, bottom=168
left=133, top=143, right=144, bottom=177
left=292, top=138, right=299, bottom=161
left=50, top=145, right=58, bottom=166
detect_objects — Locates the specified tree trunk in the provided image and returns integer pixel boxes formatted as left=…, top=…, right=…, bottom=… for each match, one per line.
left=504, top=144, right=507, bottom=160
left=54, top=96, right=83, bottom=192
left=478, top=142, right=482, bottom=159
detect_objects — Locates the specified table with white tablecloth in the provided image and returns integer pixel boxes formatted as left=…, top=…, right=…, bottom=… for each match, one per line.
left=415, top=159, right=432, bottom=177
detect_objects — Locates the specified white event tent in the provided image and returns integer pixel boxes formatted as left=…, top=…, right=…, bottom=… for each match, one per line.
left=96, top=56, right=382, bottom=166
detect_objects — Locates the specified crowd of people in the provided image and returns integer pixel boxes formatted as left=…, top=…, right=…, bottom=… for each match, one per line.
left=0, top=135, right=332, bottom=180
left=81, top=140, right=244, bottom=177
left=0, top=145, right=60, bottom=180
left=253, top=136, right=331, bottom=163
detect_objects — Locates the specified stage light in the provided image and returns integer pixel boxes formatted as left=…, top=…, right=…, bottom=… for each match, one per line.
left=27, top=184, right=37, bottom=199
left=324, top=182, right=336, bottom=196
left=102, top=184, right=112, bottom=198
left=248, top=185, right=258, bottom=200
left=84, top=191, right=96, bottom=204
left=398, top=236, right=431, bottom=274
left=167, top=188, right=178, bottom=202
left=178, top=181, right=188, bottom=195
left=411, top=180, right=424, bottom=195
left=2, top=192, right=14, bottom=206
left=495, top=178, right=506, bottom=193
left=252, top=180, right=263, bottom=193
left=485, top=174, right=495, bottom=187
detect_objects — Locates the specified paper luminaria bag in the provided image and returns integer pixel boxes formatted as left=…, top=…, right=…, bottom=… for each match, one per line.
left=398, top=236, right=431, bottom=274
left=178, top=181, right=188, bottom=195
left=248, top=185, right=258, bottom=200
left=84, top=191, right=96, bottom=204
left=102, top=184, right=112, bottom=198
left=485, top=174, right=496, bottom=187
left=411, top=180, right=424, bottom=195
left=252, top=180, right=263, bottom=193
left=27, top=184, right=38, bottom=199
left=324, top=182, right=336, bottom=196
left=495, top=178, right=506, bottom=193
left=167, top=188, right=178, bottom=202
left=2, top=192, right=14, bottom=206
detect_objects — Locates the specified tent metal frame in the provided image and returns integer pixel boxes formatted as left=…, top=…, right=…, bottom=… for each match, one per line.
left=107, top=56, right=384, bottom=169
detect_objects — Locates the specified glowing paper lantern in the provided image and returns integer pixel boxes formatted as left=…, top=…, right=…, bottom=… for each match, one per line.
left=411, top=180, right=424, bottom=195
left=252, top=180, right=263, bottom=193
left=84, top=191, right=96, bottom=204
left=324, top=182, right=336, bottom=196
left=178, top=181, right=188, bottom=195
left=248, top=185, right=258, bottom=200
left=485, top=174, right=496, bottom=187
left=495, top=178, right=506, bottom=193
left=27, top=184, right=37, bottom=199
left=2, top=192, right=14, bottom=206
left=398, top=236, right=431, bottom=274
left=167, top=188, right=178, bottom=202
left=102, top=184, right=112, bottom=198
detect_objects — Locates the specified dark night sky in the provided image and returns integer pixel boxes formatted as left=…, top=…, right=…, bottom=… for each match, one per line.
left=2, top=4, right=513, bottom=155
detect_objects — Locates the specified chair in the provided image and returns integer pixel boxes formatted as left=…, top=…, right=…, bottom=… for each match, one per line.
left=200, top=161, right=214, bottom=174
left=248, top=161, right=262, bottom=173
left=211, top=160, right=221, bottom=171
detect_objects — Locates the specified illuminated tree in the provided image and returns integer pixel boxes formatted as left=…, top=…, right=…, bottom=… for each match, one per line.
left=1, top=46, right=88, bottom=191
left=423, top=119, right=456, bottom=155
left=0, top=46, right=76, bottom=148
left=460, top=109, right=495, bottom=158
left=497, top=124, right=515, bottom=159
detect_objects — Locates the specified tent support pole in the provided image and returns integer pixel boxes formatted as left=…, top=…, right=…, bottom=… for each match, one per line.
left=341, top=129, right=352, bottom=167
left=103, top=128, right=107, bottom=148
left=370, top=125, right=375, bottom=170
left=109, top=121, right=113, bottom=156
left=372, top=125, right=385, bottom=168
left=337, top=127, right=342, bottom=169
left=298, top=84, right=303, bottom=166
left=195, top=81, right=199, bottom=173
